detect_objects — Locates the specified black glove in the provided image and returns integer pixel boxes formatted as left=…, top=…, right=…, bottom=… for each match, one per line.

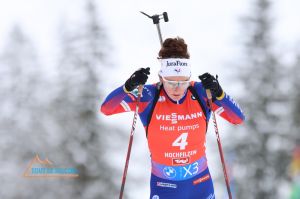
left=124, top=67, right=150, bottom=92
left=199, top=73, right=223, bottom=98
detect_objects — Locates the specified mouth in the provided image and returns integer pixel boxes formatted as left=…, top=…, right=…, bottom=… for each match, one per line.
left=171, top=94, right=182, bottom=99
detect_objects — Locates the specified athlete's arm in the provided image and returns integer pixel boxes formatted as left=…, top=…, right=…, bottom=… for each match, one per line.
left=194, top=82, right=245, bottom=124
left=211, top=92, right=245, bottom=124
left=101, top=67, right=151, bottom=115
left=100, top=84, right=155, bottom=116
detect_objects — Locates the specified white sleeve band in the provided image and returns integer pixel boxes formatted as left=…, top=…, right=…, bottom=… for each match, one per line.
left=120, top=100, right=131, bottom=112
left=215, top=107, right=224, bottom=115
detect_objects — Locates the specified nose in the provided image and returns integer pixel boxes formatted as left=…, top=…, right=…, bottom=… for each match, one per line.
left=173, top=85, right=180, bottom=91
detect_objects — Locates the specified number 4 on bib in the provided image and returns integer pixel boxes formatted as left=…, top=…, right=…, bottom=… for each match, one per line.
left=172, top=133, right=188, bottom=150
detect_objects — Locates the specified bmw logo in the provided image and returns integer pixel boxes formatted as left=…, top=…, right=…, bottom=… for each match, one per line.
left=163, top=167, right=176, bottom=179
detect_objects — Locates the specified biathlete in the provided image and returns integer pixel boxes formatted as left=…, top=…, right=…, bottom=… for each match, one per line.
left=101, top=37, right=245, bottom=199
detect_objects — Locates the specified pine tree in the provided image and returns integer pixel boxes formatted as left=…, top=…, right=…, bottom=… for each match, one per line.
left=228, top=0, right=294, bottom=198
left=0, top=25, right=52, bottom=198
left=291, top=53, right=300, bottom=143
left=48, top=0, right=120, bottom=198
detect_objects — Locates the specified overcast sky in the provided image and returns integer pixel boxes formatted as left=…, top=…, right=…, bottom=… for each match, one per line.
left=1, top=0, right=300, bottom=198
left=1, top=0, right=299, bottom=83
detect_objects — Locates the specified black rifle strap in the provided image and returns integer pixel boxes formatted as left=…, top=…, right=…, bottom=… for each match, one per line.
left=188, top=86, right=209, bottom=132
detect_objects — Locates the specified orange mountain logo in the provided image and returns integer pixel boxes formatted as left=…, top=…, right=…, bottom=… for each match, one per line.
left=23, top=154, right=79, bottom=178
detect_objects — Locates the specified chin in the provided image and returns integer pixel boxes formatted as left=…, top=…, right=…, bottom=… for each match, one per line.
left=170, top=95, right=182, bottom=101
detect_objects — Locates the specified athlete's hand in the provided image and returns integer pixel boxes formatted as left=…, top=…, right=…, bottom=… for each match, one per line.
left=124, top=67, right=150, bottom=92
left=199, top=73, right=224, bottom=99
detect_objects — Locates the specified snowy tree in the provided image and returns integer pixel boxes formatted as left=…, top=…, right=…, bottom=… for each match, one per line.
left=47, top=0, right=121, bottom=198
left=227, top=0, right=295, bottom=198
left=290, top=53, right=300, bottom=143
left=0, top=25, right=53, bottom=198
left=288, top=51, right=300, bottom=198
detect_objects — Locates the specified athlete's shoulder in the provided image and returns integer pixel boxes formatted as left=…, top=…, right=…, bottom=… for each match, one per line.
left=190, top=81, right=206, bottom=96
left=144, top=83, right=160, bottom=89
left=143, top=83, right=161, bottom=92
left=191, top=81, right=203, bottom=88
left=141, top=83, right=162, bottom=99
